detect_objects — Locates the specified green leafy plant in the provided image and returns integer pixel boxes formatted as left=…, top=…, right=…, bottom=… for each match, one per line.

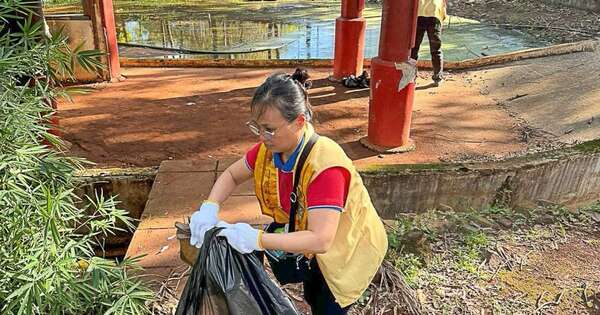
left=0, top=1, right=155, bottom=314
left=452, top=231, right=489, bottom=274
left=393, top=253, right=423, bottom=286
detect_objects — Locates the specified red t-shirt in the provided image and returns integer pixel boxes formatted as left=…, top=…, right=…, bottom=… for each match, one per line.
left=245, top=143, right=350, bottom=213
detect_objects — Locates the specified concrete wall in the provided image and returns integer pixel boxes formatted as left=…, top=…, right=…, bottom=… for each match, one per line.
left=73, top=141, right=600, bottom=231
left=46, top=14, right=102, bottom=82
left=544, top=0, right=600, bottom=11
left=360, top=142, right=600, bottom=218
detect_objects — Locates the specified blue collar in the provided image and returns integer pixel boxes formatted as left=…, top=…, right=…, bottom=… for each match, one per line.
left=273, top=136, right=305, bottom=172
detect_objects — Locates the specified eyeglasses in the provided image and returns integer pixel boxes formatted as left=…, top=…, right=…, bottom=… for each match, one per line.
left=246, top=120, right=290, bottom=140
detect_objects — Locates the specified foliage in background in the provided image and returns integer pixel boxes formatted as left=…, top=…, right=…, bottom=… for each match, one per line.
left=0, top=1, right=155, bottom=314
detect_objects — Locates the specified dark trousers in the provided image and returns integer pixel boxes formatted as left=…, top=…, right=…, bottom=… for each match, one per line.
left=303, top=258, right=351, bottom=315
left=410, top=16, right=443, bottom=81
left=258, top=251, right=350, bottom=315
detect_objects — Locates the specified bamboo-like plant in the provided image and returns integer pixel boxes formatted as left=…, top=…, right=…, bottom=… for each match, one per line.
left=0, top=1, right=156, bottom=314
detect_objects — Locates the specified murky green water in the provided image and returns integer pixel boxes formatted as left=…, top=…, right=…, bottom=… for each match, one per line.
left=46, top=0, right=552, bottom=61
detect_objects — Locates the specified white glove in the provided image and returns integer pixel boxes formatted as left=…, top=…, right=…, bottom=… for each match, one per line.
left=217, top=222, right=264, bottom=254
left=189, top=201, right=220, bottom=248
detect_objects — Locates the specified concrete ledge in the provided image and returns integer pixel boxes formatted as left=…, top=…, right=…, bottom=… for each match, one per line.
left=120, top=40, right=599, bottom=71
left=46, top=14, right=90, bottom=21
left=360, top=139, right=600, bottom=218
left=77, top=139, right=600, bottom=225
left=441, top=39, right=599, bottom=70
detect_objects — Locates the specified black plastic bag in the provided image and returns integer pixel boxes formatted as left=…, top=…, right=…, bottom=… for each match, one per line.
left=176, top=227, right=299, bottom=315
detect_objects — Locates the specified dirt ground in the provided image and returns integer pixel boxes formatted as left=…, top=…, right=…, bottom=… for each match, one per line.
left=57, top=48, right=600, bottom=168
left=223, top=205, right=600, bottom=315
left=57, top=66, right=527, bottom=168
left=377, top=205, right=600, bottom=315
left=151, top=205, right=600, bottom=315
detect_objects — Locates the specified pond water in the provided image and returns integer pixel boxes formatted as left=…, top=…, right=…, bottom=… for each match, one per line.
left=46, top=0, right=553, bottom=60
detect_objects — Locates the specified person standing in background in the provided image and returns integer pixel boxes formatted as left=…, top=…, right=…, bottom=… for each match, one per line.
left=411, top=0, right=447, bottom=87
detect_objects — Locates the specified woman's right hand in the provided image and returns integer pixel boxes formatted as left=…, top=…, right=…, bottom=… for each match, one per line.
left=189, top=201, right=220, bottom=248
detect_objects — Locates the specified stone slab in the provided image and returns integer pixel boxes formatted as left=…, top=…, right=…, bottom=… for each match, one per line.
left=126, top=228, right=184, bottom=268
left=220, top=195, right=272, bottom=225
left=142, top=171, right=214, bottom=219
left=159, top=159, right=218, bottom=173
left=215, top=172, right=255, bottom=196
left=137, top=215, right=188, bottom=230
left=217, top=158, right=240, bottom=171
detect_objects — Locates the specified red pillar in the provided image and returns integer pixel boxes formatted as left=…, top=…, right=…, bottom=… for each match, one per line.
left=83, top=0, right=122, bottom=82
left=361, top=0, right=419, bottom=152
left=332, top=0, right=366, bottom=81
left=99, top=0, right=121, bottom=81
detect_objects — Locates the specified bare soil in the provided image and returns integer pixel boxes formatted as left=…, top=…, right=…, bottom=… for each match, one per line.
left=58, top=47, right=600, bottom=169
left=56, top=67, right=527, bottom=168
left=380, top=205, right=600, bottom=315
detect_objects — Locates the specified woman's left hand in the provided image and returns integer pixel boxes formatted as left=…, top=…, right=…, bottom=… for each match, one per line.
left=217, top=222, right=264, bottom=254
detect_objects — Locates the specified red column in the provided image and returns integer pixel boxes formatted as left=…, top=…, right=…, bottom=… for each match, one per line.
left=99, top=0, right=122, bottom=81
left=83, top=0, right=122, bottom=82
left=332, top=0, right=366, bottom=81
left=361, top=0, right=419, bottom=153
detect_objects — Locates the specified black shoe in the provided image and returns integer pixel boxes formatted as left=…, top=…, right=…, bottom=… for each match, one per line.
left=356, top=70, right=370, bottom=88
left=343, top=75, right=359, bottom=88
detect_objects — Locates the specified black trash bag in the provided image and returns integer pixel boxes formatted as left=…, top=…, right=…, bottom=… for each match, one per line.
left=176, top=227, right=299, bottom=315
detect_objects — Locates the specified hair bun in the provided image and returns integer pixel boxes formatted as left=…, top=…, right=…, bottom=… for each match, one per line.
left=291, top=67, right=312, bottom=89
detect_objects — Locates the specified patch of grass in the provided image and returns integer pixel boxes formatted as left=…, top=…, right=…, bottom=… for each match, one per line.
left=454, top=251, right=479, bottom=274
left=486, top=205, right=509, bottom=215
left=573, top=138, right=600, bottom=153
left=387, top=231, right=401, bottom=251
left=452, top=231, right=490, bottom=274
left=525, top=226, right=553, bottom=241
left=393, top=253, right=423, bottom=286
left=584, top=203, right=600, bottom=213
left=465, top=230, right=491, bottom=248
left=361, top=162, right=449, bottom=174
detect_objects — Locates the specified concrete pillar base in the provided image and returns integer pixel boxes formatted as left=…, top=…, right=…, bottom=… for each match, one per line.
left=110, top=75, right=127, bottom=83
left=360, top=136, right=416, bottom=154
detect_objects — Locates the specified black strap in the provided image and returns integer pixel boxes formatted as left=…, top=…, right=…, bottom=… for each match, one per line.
left=288, top=133, right=319, bottom=233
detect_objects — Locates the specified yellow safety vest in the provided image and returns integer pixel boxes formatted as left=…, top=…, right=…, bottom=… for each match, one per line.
left=253, top=124, right=388, bottom=307
left=418, top=0, right=447, bottom=22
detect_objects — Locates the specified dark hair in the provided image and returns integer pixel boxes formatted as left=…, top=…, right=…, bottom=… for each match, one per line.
left=250, top=68, right=313, bottom=122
